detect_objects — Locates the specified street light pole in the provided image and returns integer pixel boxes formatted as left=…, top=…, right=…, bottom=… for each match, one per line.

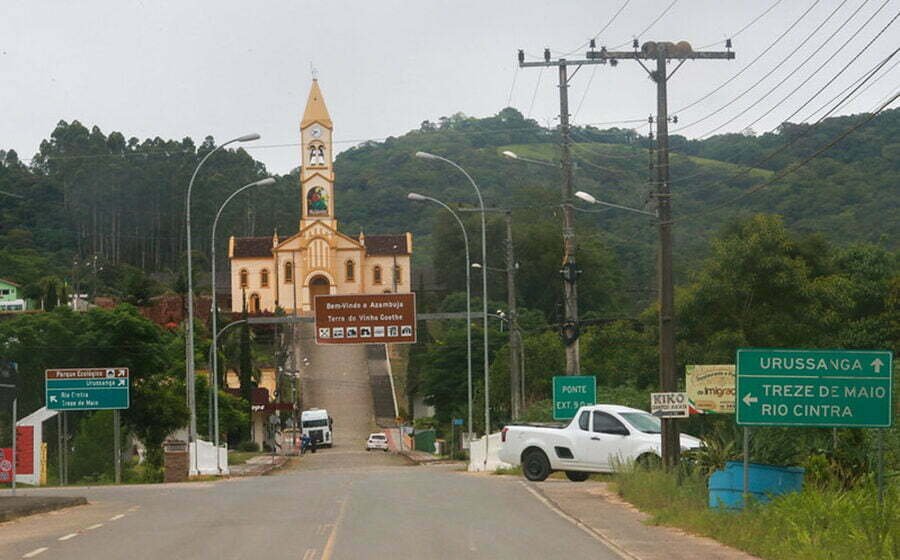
left=185, top=132, right=259, bottom=473
left=407, top=193, right=473, bottom=442
left=415, top=152, right=492, bottom=469
left=210, top=177, right=275, bottom=473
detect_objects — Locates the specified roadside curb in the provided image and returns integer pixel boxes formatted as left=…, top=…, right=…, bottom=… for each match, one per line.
left=229, top=455, right=291, bottom=477
left=0, top=496, right=88, bottom=523
left=521, top=482, right=643, bottom=560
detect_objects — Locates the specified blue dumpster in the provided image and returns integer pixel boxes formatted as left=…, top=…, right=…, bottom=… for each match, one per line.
left=709, top=461, right=804, bottom=509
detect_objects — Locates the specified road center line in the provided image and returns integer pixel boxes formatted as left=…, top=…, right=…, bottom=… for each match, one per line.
left=58, top=533, right=78, bottom=541
left=22, top=547, right=49, bottom=558
left=109, top=514, right=125, bottom=521
left=320, top=497, right=350, bottom=560
left=85, top=523, right=103, bottom=530
left=519, top=482, right=638, bottom=560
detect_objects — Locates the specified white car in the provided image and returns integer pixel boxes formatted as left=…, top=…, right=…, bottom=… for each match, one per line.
left=366, top=433, right=389, bottom=451
left=498, top=404, right=702, bottom=481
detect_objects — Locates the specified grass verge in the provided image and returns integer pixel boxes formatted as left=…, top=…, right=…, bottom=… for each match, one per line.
left=612, top=467, right=899, bottom=560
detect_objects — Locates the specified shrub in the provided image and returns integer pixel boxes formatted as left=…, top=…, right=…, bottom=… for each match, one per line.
left=237, top=441, right=260, bottom=452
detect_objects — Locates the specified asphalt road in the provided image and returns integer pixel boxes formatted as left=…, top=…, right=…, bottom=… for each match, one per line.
left=0, top=449, right=624, bottom=559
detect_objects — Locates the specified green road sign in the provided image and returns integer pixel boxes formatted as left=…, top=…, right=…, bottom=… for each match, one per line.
left=553, top=375, right=596, bottom=420
left=45, top=368, right=130, bottom=411
left=736, top=349, right=892, bottom=428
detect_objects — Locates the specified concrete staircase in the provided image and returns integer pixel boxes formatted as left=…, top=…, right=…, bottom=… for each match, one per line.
left=294, top=323, right=399, bottom=446
left=366, top=345, right=399, bottom=426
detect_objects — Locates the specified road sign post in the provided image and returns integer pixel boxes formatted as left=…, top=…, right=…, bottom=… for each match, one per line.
left=552, top=376, right=596, bottom=421
left=314, top=293, right=416, bottom=345
left=45, top=368, right=130, bottom=411
left=736, top=349, right=892, bottom=428
left=46, top=368, right=129, bottom=485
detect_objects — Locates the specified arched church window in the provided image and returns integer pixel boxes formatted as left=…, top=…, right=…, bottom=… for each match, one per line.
left=317, top=146, right=326, bottom=165
left=284, top=262, right=293, bottom=283
left=373, top=266, right=382, bottom=284
left=240, top=269, right=249, bottom=288
left=309, top=144, right=318, bottom=165
left=345, top=260, right=355, bottom=281
left=260, top=269, right=270, bottom=288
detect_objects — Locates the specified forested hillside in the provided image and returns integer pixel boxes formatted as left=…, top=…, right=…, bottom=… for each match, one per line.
left=1, top=107, right=897, bottom=312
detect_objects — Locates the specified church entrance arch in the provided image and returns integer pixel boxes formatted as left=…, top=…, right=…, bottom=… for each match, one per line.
left=308, top=275, right=331, bottom=304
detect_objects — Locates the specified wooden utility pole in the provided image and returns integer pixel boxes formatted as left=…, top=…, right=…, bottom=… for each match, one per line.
left=504, top=212, right=523, bottom=419
left=518, top=49, right=582, bottom=375
left=520, top=40, right=734, bottom=468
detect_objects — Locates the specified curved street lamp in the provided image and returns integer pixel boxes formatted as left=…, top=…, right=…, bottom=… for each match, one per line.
left=415, top=151, right=492, bottom=469
left=407, top=192, right=474, bottom=442
left=209, top=177, right=276, bottom=473
left=184, top=133, right=259, bottom=471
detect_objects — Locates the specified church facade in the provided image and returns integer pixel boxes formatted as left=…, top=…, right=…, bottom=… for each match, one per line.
left=228, top=80, right=412, bottom=313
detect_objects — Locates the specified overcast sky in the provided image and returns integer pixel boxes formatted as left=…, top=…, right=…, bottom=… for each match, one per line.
left=2, top=0, right=896, bottom=173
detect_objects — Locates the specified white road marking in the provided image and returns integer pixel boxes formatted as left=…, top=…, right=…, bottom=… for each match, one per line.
left=519, top=482, right=638, bottom=560
left=58, top=533, right=78, bottom=541
left=109, top=514, right=125, bottom=521
left=22, top=548, right=49, bottom=558
left=128, top=505, right=140, bottom=512
left=85, top=523, right=103, bottom=530
left=302, top=548, right=318, bottom=560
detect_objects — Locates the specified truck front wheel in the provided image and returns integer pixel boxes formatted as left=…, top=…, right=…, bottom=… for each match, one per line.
left=522, top=449, right=551, bottom=482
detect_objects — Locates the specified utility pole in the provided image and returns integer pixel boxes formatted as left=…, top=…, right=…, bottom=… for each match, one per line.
left=518, top=48, right=581, bottom=375
left=460, top=207, right=524, bottom=419
left=504, top=212, right=522, bottom=419
left=520, top=40, right=734, bottom=468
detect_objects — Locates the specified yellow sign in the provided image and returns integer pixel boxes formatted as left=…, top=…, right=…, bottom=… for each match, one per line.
left=686, top=364, right=736, bottom=414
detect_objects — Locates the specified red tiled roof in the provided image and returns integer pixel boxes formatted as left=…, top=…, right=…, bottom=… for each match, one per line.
left=226, top=387, right=270, bottom=406
left=232, top=237, right=273, bottom=258
left=365, top=235, right=408, bottom=255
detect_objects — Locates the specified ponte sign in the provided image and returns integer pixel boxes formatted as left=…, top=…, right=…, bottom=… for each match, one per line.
left=736, top=349, right=892, bottom=428
left=553, top=375, right=596, bottom=421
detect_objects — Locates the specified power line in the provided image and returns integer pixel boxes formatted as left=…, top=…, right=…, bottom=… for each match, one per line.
left=609, top=0, right=680, bottom=49
left=699, top=0, right=895, bottom=139
left=770, top=8, right=900, bottom=129
left=695, top=0, right=787, bottom=50
left=526, top=67, right=545, bottom=118
left=632, top=0, right=823, bottom=134
left=555, top=0, right=632, bottom=57
left=673, top=0, right=851, bottom=134
left=673, top=91, right=899, bottom=224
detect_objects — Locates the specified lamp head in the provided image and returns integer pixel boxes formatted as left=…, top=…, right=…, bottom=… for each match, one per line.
left=253, top=178, right=277, bottom=187
left=501, top=150, right=518, bottom=159
left=415, top=151, right=438, bottom=160
left=407, top=192, right=428, bottom=201
left=471, top=263, right=483, bottom=269
left=574, top=191, right=598, bottom=204
left=237, top=133, right=261, bottom=142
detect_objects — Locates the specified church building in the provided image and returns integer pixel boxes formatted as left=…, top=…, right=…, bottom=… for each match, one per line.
left=228, top=79, right=412, bottom=313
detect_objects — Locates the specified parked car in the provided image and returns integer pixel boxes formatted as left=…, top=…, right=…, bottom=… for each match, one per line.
left=498, top=404, right=702, bottom=481
left=366, top=432, right=389, bottom=451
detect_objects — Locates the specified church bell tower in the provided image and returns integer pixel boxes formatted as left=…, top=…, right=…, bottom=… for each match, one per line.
left=299, top=79, right=336, bottom=230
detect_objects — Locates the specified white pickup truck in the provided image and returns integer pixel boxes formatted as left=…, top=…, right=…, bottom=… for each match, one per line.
left=498, top=404, right=702, bottom=481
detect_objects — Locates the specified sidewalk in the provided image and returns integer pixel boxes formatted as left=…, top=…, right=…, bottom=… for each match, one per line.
left=382, top=429, right=442, bottom=464
left=530, top=479, right=759, bottom=560
left=0, top=495, right=87, bottom=522
left=228, top=454, right=290, bottom=477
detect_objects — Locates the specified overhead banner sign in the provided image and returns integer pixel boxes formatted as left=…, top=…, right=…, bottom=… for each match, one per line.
left=45, top=368, right=130, bottom=411
left=552, top=376, right=596, bottom=420
left=314, top=293, right=416, bottom=345
left=686, top=364, right=736, bottom=414
left=651, top=392, right=689, bottom=418
left=736, top=348, right=892, bottom=428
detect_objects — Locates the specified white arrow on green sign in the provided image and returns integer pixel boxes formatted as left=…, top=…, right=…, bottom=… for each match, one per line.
left=736, top=349, right=892, bottom=428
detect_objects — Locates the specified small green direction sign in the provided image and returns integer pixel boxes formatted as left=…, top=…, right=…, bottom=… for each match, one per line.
left=553, top=375, right=596, bottom=420
left=45, top=368, right=130, bottom=411
left=736, top=349, right=892, bottom=428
